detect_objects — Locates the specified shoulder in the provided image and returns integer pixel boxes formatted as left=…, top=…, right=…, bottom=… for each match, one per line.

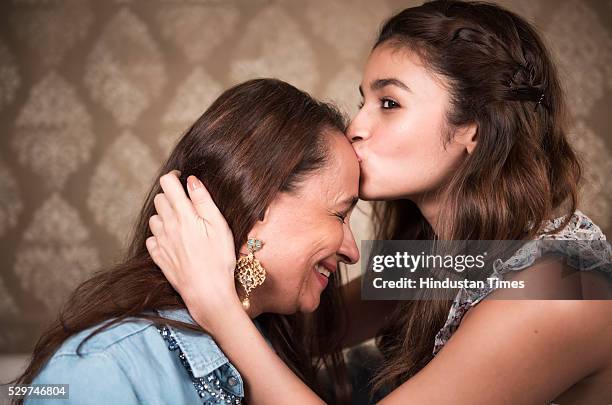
left=52, top=318, right=156, bottom=357
left=540, top=209, right=607, bottom=240
left=486, top=210, right=611, bottom=297
left=36, top=317, right=163, bottom=385
left=31, top=355, right=139, bottom=404
left=32, top=321, right=148, bottom=404
left=34, top=312, right=246, bottom=403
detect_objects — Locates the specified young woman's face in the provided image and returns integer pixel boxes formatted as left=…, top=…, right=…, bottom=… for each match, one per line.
left=243, top=131, right=360, bottom=315
left=348, top=43, right=469, bottom=202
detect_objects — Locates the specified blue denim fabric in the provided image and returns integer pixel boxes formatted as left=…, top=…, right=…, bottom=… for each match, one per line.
left=28, top=309, right=244, bottom=404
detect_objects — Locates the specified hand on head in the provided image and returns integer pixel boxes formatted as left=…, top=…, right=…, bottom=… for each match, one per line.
left=146, top=170, right=240, bottom=332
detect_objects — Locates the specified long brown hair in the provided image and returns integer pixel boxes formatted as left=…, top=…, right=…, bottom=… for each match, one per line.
left=14, top=79, right=351, bottom=404
left=370, top=0, right=581, bottom=393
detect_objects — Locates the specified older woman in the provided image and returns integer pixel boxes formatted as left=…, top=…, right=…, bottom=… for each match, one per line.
left=17, top=78, right=360, bottom=405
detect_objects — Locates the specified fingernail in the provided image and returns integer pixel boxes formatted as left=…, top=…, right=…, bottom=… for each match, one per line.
left=188, top=176, right=203, bottom=191
left=170, top=169, right=182, bottom=177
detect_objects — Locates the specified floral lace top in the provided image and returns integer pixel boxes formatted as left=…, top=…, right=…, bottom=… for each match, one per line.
left=433, top=210, right=611, bottom=356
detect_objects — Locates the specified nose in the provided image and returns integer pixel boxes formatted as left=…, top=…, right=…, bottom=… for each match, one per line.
left=337, top=223, right=360, bottom=265
left=346, top=112, right=371, bottom=144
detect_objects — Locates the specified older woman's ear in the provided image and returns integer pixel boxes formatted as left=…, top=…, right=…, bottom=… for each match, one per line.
left=259, top=205, right=271, bottom=222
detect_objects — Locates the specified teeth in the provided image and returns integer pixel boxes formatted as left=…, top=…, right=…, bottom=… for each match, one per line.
left=316, top=265, right=331, bottom=278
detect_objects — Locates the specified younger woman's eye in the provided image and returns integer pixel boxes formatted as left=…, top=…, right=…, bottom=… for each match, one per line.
left=357, top=100, right=364, bottom=109
left=381, top=98, right=400, bottom=109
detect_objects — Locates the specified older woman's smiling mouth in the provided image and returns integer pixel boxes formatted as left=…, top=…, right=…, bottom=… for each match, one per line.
left=313, top=261, right=337, bottom=288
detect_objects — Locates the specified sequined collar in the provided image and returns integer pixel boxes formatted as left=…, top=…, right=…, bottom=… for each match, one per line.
left=157, top=308, right=244, bottom=396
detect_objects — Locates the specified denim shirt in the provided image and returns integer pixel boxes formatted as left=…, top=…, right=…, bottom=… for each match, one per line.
left=28, top=309, right=244, bottom=404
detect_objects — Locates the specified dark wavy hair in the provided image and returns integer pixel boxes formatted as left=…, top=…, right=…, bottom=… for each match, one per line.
left=370, top=0, right=581, bottom=394
left=14, top=79, right=352, bottom=404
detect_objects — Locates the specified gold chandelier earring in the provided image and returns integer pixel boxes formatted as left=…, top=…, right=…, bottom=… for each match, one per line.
left=235, top=237, right=267, bottom=310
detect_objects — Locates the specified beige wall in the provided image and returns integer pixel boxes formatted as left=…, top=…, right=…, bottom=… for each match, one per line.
left=0, top=0, right=611, bottom=354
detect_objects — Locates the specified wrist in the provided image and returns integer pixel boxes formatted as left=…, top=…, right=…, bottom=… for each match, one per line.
left=211, top=302, right=252, bottom=340
left=186, top=290, right=244, bottom=335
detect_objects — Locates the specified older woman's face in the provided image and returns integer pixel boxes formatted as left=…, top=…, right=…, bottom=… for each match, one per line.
left=244, top=131, right=360, bottom=314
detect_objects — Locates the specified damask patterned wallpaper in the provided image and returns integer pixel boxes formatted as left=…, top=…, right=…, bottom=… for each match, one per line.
left=0, top=0, right=610, bottom=353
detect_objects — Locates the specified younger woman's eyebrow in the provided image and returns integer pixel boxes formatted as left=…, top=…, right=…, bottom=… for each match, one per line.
left=359, top=78, right=411, bottom=96
left=372, top=78, right=411, bottom=92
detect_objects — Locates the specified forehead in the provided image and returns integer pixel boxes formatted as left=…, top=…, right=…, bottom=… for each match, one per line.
left=363, top=44, right=449, bottom=95
left=298, top=132, right=359, bottom=201
left=366, top=44, right=424, bottom=72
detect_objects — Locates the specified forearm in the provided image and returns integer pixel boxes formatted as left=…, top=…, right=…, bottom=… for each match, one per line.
left=196, top=302, right=325, bottom=405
